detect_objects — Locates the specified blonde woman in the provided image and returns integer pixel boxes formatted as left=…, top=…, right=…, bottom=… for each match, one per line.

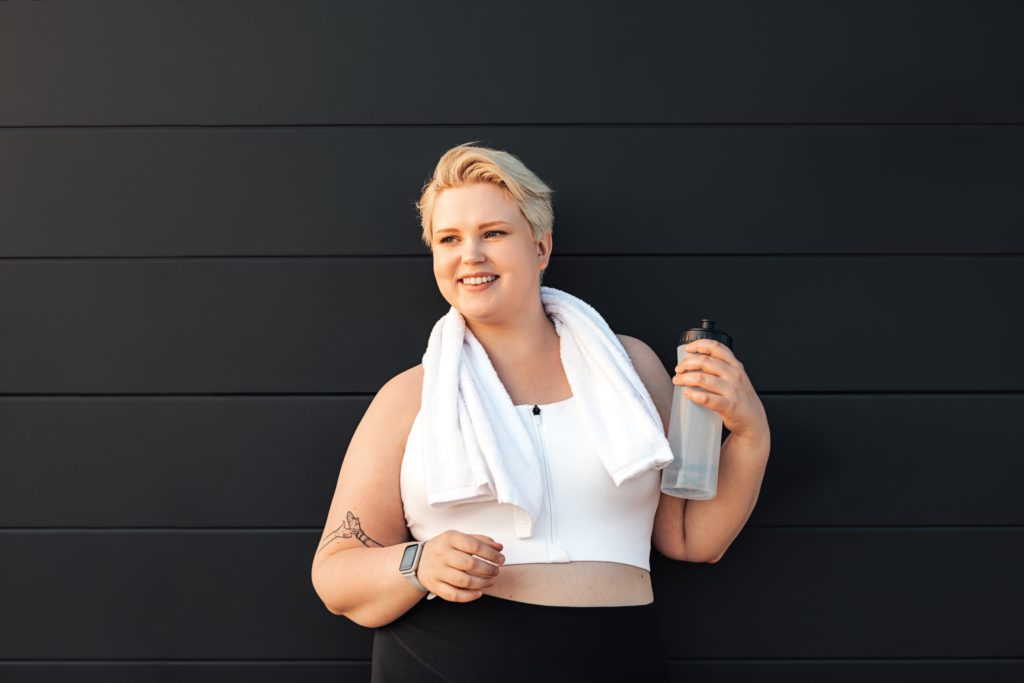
left=311, top=142, right=770, bottom=681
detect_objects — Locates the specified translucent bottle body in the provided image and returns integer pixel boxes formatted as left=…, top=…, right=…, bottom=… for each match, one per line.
left=660, top=346, right=723, bottom=499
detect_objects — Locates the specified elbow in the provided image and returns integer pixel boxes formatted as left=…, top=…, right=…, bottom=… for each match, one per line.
left=343, top=606, right=392, bottom=629
left=315, top=592, right=376, bottom=626
left=313, top=594, right=373, bottom=626
left=322, top=601, right=345, bottom=617
left=325, top=603, right=380, bottom=628
left=703, top=543, right=727, bottom=564
left=654, top=539, right=690, bottom=563
left=655, top=540, right=719, bottom=564
left=311, top=564, right=349, bottom=620
left=685, top=544, right=725, bottom=564
left=312, top=588, right=346, bottom=619
left=310, top=561, right=392, bottom=629
left=312, top=577, right=385, bottom=628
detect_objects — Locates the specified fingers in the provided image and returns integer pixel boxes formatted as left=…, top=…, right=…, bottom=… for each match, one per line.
left=673, top=368, right=729, bottom=396
left=423, top=531, right=506, bottom=603
left=675, top=349, right=731, bottom=378
left=681, top=339, right=740, bottom=367
left=446, top=545, right=503, bottom=577
left=439, top=564, right=499, bottom=592
left=431, top=581, right=487, bottom=602
left=674, top=349, right=736, bottom=400
left=456, top=533, right=505, bottom=567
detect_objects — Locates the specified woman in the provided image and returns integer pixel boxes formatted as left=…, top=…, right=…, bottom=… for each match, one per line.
left=311, top=142, right=770, bottom=681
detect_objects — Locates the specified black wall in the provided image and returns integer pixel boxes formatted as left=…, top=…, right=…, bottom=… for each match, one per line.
left=2, top=1, right=1023, bottom=681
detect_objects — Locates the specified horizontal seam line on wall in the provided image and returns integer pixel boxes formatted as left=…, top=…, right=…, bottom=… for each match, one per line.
left=2, top=253, right=1024, bottom=261
left=2, top=121, right=1024, bottom=130
left=2, top=656, right=1024, bottom=663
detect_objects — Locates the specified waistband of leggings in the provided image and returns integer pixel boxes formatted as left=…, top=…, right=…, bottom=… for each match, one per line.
left=422, top=593, right=657, bottom=614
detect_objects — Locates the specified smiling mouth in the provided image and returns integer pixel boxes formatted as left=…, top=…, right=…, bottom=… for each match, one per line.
left=459, top=276, right=500, bottom=288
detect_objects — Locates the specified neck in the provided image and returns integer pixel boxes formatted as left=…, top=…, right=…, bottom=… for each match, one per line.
left=464, top=299, right=559, bottom=369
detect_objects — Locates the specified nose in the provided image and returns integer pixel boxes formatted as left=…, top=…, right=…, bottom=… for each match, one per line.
left=459, top=239, right=487, bottom=262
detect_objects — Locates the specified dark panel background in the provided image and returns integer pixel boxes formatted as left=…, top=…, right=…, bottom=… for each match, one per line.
left=2, top=1, right=1022, bottom=681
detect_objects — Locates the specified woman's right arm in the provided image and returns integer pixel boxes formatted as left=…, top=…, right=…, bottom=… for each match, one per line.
left=310, top=366, right=504, bottom=628
left=310, top=367, right=426, bottom=627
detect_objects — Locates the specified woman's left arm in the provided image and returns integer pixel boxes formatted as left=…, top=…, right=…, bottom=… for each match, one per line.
left=672, top=338, right=771, bottom=563
left=619, top=334, right=770, bottom=564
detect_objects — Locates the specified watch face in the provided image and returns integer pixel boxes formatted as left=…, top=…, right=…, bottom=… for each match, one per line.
left=399, top=544, right=419, bottom=572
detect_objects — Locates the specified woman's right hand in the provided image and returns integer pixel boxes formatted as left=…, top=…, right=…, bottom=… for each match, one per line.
left=418, top=530, right=505, bottom=602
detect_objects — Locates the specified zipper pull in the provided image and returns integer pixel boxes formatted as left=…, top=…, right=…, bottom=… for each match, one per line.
left=532, top=404, right=541, bottom=427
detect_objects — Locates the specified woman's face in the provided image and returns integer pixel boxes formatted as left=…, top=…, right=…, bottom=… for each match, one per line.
left=430, top=182, right=550, bottom=322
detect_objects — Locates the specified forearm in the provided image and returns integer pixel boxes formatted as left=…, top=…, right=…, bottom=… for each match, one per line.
left=684, top=429, right=770, bottom=562
left=311, top=541, right=429, bottom=628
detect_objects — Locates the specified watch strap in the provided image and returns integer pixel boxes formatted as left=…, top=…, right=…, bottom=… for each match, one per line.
left=400, top=542, right=436, bottom=599
left=404, top=571, right=430, bottom=593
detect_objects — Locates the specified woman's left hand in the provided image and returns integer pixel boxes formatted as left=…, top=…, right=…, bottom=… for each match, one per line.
left=672, top=339, right=769, bottom=442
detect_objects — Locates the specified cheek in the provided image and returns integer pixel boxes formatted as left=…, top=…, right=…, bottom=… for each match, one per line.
left=433, top=260, right=458, bottom=287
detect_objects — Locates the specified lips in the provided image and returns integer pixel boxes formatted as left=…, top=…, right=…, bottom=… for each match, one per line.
left=459, top=275, right=499, bottom=290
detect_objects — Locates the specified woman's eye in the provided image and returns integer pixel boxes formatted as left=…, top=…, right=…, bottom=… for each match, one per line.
left=440, top=230, right=504, bottom=244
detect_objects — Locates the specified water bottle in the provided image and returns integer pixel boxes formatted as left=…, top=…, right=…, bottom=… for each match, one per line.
left=661, top=319, right=734, bottom=499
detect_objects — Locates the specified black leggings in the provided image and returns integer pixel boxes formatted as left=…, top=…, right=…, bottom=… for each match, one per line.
left=370, top=592, right=670, bottom=682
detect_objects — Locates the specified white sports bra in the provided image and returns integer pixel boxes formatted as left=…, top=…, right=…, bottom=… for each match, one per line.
left=400, top=395, right=662, bottom=571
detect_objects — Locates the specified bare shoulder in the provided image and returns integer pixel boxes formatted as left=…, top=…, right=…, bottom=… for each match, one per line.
left=363, top=362, right=424, bottom=467
left=356, top=362, right=422, bottom=446
left=385, top=362, right=424, bottom=416
left=616, top=334, right=663, bottom=378
left=616, top=334, right=673, bottom=434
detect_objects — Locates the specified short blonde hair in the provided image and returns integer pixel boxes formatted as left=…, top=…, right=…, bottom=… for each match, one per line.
left=415, top=141, right=556, bottom=282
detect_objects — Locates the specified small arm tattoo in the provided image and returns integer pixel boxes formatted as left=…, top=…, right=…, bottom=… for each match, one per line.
left=317, top=510, right=385, bottom=554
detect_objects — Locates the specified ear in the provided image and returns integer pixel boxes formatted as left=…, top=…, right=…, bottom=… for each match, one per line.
left=537, top=233, right=553, bottom=270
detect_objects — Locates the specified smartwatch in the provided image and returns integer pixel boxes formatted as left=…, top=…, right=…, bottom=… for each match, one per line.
left=399, top=541, right=435, bottom=599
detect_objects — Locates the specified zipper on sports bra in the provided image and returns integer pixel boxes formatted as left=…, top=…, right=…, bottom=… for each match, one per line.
left=531, top=405, right=556, bottom=546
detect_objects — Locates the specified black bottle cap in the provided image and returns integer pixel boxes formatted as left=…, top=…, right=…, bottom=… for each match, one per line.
left=679, top=319, right=733, bottom=350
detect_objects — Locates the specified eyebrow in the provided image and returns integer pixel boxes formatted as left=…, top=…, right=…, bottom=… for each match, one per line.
left=434, top=220, right=510, bottom=236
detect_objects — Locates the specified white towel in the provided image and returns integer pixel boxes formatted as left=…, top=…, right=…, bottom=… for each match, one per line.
left=419, top=285, right=674, bottom=539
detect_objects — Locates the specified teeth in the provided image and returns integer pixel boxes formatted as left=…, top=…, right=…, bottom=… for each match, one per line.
left=463, top=275, right=497, bottom=285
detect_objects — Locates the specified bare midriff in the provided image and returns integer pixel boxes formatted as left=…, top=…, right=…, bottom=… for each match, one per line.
left=481, top=560, right=653, bottom=607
